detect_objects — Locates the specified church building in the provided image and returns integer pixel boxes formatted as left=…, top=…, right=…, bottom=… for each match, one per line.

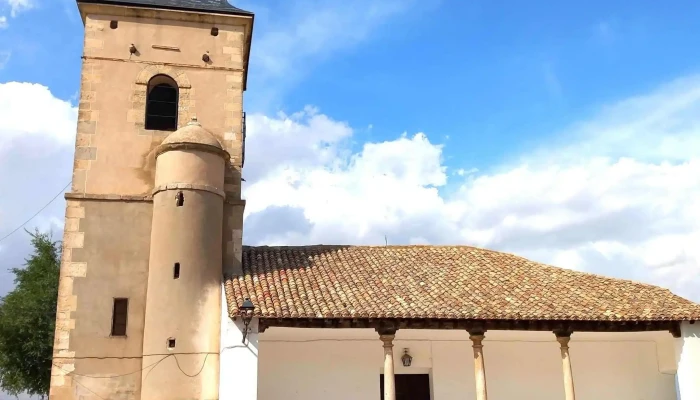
left=50, top=0, right=700, bottom=399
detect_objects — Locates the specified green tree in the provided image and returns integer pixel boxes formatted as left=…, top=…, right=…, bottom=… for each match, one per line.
left=0, top=230, right=61, bottom=398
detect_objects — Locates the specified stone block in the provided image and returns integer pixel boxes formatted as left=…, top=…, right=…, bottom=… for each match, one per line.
left=73, top=159, right=90, bottom=171
left=80, top=91, right=96, bottom=102
left=64, top=217, right=80, bottom=232
left=75, top=134, right=91, bottom=147
left=65, top=206, right=85, bottom=219
left=75, top=147, right=97, bottom=161
left=53, top=331, right=71, bottom=351
left=85, top=20, right=104, bottom=32
left=64, top=232, right=85, bottom=249
left=77, top=121, right=96, bottom=134
left=71, top=170, right=86, bottom=192
left=67, top=262, right=87, bottom=278
left=82, top=72, right=102, bottom=84
left=56, top=350, right=76, bottom=359
left=77, top=110, right=92, bottom=122
left=61, top=248, right=73, bottom=263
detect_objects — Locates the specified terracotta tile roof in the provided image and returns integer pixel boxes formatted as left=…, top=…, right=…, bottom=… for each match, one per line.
left=224, top=245, right=700, bottom=322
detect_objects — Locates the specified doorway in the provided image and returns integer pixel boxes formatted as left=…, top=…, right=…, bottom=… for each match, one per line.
left=380, top=374, right=431, bottom=400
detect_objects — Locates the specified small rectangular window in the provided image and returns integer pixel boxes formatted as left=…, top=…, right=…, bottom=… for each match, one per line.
left=176, top=191, right=184, bottom=207
left=174, top=262, right=180, bottom=279
left=111, top=298, right=128, bottom=336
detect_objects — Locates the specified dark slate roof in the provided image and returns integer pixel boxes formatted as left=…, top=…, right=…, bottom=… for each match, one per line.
left=77, top=0, right=253, bottom=16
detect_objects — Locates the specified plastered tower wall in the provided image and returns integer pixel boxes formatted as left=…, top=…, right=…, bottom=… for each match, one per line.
left=50, top=2, right=252, bottom=399
left=141, top=130, right=227, bottom=400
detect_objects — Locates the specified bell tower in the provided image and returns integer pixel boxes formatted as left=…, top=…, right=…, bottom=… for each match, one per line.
left=49, top=1, right=253, bottom=399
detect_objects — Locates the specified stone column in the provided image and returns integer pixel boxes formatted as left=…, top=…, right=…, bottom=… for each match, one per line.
left=676, top=321, right=700, bottom=399
left=556, top=332, right=576, bottom=400
left=379, top=330, right=397, bottom=400
left=469, top=332, right=488, bottom=400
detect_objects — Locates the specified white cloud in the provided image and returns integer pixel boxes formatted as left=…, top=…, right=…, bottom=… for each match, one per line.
left=0, top=15, right=7, bottom=29
left=242, top=75, right=700, bottom=302
left=4, top=0, right=33, bottom=17
left=0, top=82, right=78, bottom=151
left=0, top=82, right=75, bottom=296
left=1, top=72, right=699, bottom=309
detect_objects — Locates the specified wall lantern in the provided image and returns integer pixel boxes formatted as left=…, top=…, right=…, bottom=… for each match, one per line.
left=239, top=298, right=255, bottom=344
left=401, top=348, right=413, bottom=367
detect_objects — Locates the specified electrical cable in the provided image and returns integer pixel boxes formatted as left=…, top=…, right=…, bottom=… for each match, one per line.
left=52, top=355, right=171, bottom=379
left=0, top=182, right=70, bottom=243
left=49, top=351, right=213, bottom=399
left=51, top=351, right=220, bottom=360
left=172, top=353, right=210, bottom=378
left=51, top=350, right=212, bottom=380
left=70, top=376, right=108, bottom=400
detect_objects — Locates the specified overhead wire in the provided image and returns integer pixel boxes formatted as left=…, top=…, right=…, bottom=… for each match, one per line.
left=0, top=182, right=71, bottom=243
left=51, top=351, right=213, bottom=399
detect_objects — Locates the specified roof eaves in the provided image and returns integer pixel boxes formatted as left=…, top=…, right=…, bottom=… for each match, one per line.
left=76, top=0, right=254, bottom=17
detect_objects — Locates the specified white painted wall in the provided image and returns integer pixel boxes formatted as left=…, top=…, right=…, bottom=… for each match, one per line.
left=248, top=328, right=676, bottom=400
left=219, top=291, right=259, bottom=400
left=675, top=321, right=700, bottom=399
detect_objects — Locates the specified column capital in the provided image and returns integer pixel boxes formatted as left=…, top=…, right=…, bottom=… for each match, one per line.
left=469, top=331, right=486, bottom=346
left=554, top=330, right=572, bottom=337
left=376, top=326, right=397, bottom=336
left=555, top=330, right=573, bottom=347
left=379, top=334, right=395, bottom=347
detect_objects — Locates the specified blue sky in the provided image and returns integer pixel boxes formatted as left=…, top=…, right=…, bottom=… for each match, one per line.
left=1, top=0, right=700, bottom=319
left=5, top=0, right=700, bottom=170
left=1, top=2, right=700, bottom=398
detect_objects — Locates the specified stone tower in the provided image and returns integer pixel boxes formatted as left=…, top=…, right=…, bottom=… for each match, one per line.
left=50, top=1, right=253, bottom=399
left=141, top=119, right=229, bottom=399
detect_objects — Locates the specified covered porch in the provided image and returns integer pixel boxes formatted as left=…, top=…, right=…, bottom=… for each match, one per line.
left=222, top=245, right=700, bottom=400
left=219, top=316, right=699, bottom=400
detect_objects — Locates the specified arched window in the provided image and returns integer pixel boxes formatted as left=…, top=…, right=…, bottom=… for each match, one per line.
left=145, top=74, right=179, bottom=131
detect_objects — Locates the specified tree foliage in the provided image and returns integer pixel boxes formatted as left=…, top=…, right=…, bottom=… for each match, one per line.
left=0, top=230, right=61, bottom=398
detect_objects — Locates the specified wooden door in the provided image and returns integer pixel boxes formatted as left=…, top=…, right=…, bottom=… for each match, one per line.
left=380, top=374, right=431, bottom=400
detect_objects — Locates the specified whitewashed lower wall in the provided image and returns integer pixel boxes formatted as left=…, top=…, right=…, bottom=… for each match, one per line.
left=254, top=328, right=677, bottom=400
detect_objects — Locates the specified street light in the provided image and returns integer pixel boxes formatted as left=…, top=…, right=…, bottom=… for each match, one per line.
left=239, top=298, right=255, bottom=344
